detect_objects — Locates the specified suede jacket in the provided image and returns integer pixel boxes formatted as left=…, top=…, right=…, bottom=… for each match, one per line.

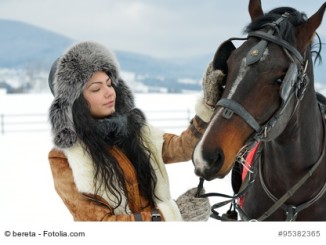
left=48, top=99, right=213, bottom=221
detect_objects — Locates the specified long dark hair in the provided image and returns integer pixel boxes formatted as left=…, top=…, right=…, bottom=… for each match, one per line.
left=72, top=94, right=158, bottom=212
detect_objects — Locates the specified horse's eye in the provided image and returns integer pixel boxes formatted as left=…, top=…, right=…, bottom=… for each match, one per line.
left=275, top=77, right=283, bottom=84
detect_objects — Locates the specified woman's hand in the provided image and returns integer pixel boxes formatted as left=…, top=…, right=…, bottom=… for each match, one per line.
left=202, top=62, right=225, bottom=108
left=176, top=187, right=211, bottom=221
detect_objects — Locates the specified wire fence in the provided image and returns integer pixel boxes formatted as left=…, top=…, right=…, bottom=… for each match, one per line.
left=0, top=109, right=194, bottom=135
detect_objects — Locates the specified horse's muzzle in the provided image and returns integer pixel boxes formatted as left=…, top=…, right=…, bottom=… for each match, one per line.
left=193, top=144, right=225, bottom=180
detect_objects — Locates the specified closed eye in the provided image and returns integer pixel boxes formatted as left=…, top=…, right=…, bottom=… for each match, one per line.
left=106, top=78, right=112, bottom=87
left=90, top=88, right=100, bottom=92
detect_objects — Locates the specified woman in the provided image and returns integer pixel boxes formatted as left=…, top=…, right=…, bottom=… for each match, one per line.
left=48, top=41, right=224, bottom=221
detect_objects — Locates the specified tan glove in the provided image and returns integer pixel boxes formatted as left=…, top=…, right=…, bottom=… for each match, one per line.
left=176, top=187, right=211, bottom=221
left=202, top=62, right=225, bottom=107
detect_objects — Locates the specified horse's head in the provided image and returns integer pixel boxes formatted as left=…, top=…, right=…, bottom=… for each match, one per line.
left=193, top=0, right=326, bottom=181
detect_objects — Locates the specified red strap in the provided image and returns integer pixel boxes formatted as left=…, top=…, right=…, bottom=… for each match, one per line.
left=242, top=143, right=260, bottom=181
left=238, top=142, right=260, bottom=207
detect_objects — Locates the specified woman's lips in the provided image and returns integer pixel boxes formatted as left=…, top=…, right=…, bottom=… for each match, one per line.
left=104, top=101, right=114, bottom=107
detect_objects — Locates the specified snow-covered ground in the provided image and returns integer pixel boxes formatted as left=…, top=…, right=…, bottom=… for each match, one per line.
left=0, top=92, right=324, bottom=245
left=0, top=92, right=233, bottom=221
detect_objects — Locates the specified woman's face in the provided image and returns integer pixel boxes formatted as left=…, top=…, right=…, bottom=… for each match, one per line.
left=83, top=71, right=116, bottom=118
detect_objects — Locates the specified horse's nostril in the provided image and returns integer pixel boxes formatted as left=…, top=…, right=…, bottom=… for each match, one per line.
left=213, top=151, right=224, bottom=168
left=194, top=168, right=202, bottom=177
left=198, top=148, right=225, bottom=179
left=204, top=148, right=224, bottom=169
left=193, top=144, right=225, bottom=180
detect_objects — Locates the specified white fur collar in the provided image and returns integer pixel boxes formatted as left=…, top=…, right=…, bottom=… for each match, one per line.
left=62, top=140, right=130, bottom=214
left=63, top=124, right=182, bottom=221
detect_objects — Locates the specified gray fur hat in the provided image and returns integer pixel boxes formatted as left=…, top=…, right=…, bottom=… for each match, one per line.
left=49, top=41, right=135, bottom=149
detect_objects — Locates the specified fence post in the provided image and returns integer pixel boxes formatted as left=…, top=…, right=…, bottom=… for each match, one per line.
left=0, top=114, right=4, bottom=135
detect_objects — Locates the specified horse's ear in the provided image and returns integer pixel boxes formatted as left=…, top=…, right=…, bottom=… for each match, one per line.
left=249, top=0, right=264, bottom=21
left=296, top=2, right=326, bottom=53
left=212, top=41, right=236, bottom=73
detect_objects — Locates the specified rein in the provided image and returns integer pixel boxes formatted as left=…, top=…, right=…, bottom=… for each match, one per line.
left=195, top=143, right=260, bottom=221
left=196, top=171, right=256, bottom=221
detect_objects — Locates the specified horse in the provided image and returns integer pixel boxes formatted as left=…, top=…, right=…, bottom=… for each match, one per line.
left=192, top=0, right=326, bottom=221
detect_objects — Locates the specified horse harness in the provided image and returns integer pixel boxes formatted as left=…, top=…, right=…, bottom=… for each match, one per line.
left=197, top=13, right=326, bottom=221
left=216, top=12, right=309, bottom=142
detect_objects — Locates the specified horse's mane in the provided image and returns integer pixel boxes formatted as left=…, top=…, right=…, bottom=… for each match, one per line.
left=244, top=7, right=323, bottom=64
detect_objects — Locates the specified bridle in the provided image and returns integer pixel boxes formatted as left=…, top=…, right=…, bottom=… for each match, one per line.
left=216, top=12, right=309, bottom=142
left=196, top=13, right=326, bottom=221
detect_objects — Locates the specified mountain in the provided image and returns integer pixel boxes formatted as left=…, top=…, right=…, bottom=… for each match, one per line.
left=0, top=19, right=324, bottom=93
left=0, top=19, right=73, bottom=70
left=115, top=50, right=209, bottom=79
left=0, top=19, right=211, bottom=93
left=0, top=19, right=210, bottom=78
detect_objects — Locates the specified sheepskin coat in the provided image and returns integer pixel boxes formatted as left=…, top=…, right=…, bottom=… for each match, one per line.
left=48, top=112, right=210, bottom=221
left=47, top=41, right=215, bottom=221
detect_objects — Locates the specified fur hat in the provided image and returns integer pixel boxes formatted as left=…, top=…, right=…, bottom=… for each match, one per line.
left=49, top=41, right=135, bottom=149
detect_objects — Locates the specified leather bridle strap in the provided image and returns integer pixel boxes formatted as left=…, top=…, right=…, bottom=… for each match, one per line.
left=256, top=115, right=326, bottom=221
left=248, top=31, right=304, bottom=65
left=216, top=98, right=261, bottom=132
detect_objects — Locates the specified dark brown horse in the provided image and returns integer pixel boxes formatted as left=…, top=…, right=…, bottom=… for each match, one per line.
left=193, top=0, right=326, bottom=221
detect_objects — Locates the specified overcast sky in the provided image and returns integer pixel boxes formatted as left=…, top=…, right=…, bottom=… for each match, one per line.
left=0, top=0, right=325, bottom=58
